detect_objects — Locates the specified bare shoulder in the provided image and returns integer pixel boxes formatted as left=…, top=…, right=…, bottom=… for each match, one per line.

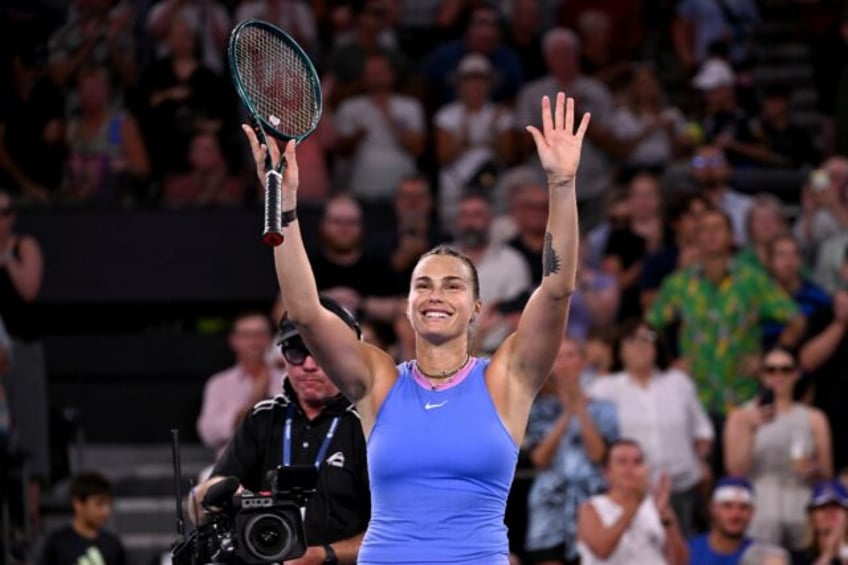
left=363, top=341, right=401, bottom=396
left=486, top=334, right=540, bottom=398
left=364, top=341, right=400, bottom=381
left=578, top=499, right=595, bottom=514
left=356, top=343, right=402, bottom=430
left=18, top=234, right=42, bottom=252
left=808, top=407, right=829, bottom=428
left=120, top=112, right=140, bottom=132
left=485, top=335, right=517, bottom=383
left=577, top=499, right=599, bottom=524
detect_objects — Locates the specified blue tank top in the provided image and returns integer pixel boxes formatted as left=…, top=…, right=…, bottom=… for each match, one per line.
left=359, top=357, right=518, bottom=564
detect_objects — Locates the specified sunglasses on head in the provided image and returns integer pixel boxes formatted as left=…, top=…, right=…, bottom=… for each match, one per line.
left=280, top=338, right=312, bottom=366
left=625, top=330, right=657, bottom=344
left=692, top=155, right=726, bottom=169
left=762, top=364, right=795, bottom=375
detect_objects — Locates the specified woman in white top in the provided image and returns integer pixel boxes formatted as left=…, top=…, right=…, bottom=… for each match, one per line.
left=589, top=320, right=714, bottom=535
left=724, top=346, right=833, bottom=550
left=577, top=439, right=689, bottom=565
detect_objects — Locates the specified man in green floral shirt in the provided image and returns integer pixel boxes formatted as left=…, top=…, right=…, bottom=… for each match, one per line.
left=647, top=209, right=804, bottom=412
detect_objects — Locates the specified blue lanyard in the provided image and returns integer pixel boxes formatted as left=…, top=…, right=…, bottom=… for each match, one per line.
left=282, top=402, right=340, bottom=469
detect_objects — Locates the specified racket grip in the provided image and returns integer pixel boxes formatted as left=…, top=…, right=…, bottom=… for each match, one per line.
left=262, top=170, right=284, bottom=247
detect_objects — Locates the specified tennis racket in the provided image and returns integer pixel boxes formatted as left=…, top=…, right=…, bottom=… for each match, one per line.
left=228, top=20, right=322, bottom=246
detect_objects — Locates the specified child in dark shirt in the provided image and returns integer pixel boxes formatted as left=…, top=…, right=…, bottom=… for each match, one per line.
left=39, top=472, right=126, bottom=565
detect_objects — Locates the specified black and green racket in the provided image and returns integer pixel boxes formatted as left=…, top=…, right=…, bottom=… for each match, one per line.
left=228, top=20, right=322, bottom=246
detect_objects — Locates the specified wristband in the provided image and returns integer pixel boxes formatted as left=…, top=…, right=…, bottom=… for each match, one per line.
left=281, top=208, right=297, bottom=227
left=323, top=544, right=338, bottom=564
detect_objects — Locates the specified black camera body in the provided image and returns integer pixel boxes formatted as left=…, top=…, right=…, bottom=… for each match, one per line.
left=173, top=466, right=318, bottom=564
left=230, top=492, right=307, bottom=563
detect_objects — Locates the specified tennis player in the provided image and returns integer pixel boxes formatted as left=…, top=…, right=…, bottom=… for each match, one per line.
left=242, top=92, right=589, bottom=564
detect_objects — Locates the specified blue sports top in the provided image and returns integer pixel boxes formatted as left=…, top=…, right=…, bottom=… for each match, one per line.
left=359, top=357, right=518, bottom=564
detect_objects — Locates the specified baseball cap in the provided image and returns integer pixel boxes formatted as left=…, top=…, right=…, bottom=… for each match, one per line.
left=692, top=58, right=735, bottom=90
left=712, top=476, right=755, bottom=505
left=808, top=480, right=848, bottom=509
left=277, top=295, right=362, bottom=345
left=457, top=54, right=493, bottom=77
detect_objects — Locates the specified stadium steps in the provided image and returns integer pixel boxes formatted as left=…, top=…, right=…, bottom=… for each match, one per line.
left=41, top=444, right=214, bottom=565
left=749, top=3, right=823, bottom=154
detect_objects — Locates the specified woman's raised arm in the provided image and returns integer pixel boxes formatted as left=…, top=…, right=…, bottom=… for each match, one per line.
left=243, top=126, right=393, bottom=402
left=499, top=93, right=589, bottom=395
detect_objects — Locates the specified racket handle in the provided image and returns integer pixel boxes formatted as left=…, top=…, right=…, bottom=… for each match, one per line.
left=262, top=170, right=284, bottom=247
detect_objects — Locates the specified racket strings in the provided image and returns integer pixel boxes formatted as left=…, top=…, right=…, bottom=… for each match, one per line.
left=234, top=27, right=318, bottom=138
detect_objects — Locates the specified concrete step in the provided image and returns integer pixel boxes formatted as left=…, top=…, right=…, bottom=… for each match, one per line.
left=755, top=21, right=798, bottom=42
left=113, top=497, right=183, bottom=536
left=68, top=444, right=213, bottom=480
left=795, top=111, right=823, bottom=128
left=732, top=167, right=807, bottom=198
left=754, top=43, right=811, bottom=63
left=753, top=64, right=815, bottom=85
left=38, top=442, right=216, bottom=565
left=791, top=87, right=819, bottom=112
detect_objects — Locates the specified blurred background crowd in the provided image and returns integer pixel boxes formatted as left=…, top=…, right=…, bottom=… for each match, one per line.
left=1, top=0, right=848, bottom=563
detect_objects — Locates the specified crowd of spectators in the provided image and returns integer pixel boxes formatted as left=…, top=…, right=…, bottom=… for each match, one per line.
left=2, top=0, right=848, bottom=563
left=0, top=0, right=844, bottom=212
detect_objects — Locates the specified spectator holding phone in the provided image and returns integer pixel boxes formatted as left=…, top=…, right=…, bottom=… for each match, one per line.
left=794, top=157, right=848, bottom=266
left=723, top=347, right=833, bottom=551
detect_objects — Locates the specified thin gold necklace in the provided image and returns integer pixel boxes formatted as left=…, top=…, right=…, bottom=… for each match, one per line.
left=415, top=354, right=470, bottom=381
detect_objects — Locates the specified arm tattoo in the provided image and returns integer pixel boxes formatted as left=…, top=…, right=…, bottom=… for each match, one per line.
left=542, top=232, right=561, bottom=277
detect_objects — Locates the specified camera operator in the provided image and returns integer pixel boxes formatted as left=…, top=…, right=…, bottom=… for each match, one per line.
left=192, top=296, right=370, bottom=565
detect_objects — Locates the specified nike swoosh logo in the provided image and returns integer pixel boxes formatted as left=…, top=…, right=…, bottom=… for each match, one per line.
left=424, top=401, right=448, bottom=410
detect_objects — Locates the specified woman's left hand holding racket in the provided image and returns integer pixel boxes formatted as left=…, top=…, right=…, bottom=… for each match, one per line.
left=242, top=125, right=299, bottom=224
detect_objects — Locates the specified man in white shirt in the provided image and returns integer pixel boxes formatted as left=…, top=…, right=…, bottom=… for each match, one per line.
left=588, top=321, right=714, bottom=535
left=515, top=28, right=616, bottom=228
left=451, top=192, right=530, bottom=354
left=335, top=51, right=426, bottom=202
left=196, top=311, right=284, bottom=459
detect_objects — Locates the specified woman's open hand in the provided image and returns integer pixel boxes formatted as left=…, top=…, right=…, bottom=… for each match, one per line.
left=525, top=92, right=590, bottom=186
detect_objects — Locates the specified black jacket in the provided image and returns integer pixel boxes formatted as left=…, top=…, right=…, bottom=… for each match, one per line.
left=213, top=380, right=371, bottom=546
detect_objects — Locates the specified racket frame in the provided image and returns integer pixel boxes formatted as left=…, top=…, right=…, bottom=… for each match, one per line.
left=228, top=19, right=323, bottom=246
